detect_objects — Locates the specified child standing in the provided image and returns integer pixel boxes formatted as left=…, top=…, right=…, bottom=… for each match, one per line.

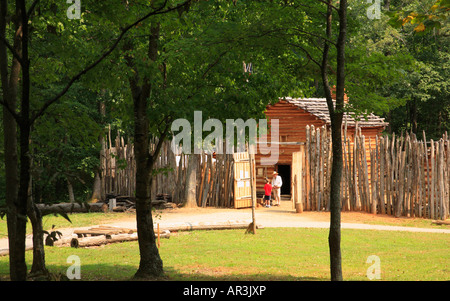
left=264, top=178, right=272, bottom=208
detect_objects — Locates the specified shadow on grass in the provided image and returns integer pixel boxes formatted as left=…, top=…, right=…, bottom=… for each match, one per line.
left=161, top=266, right=323, bottom=281
left=0, top=261, right=324, bottom=281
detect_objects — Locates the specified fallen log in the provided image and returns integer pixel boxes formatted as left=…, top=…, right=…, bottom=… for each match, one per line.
left=1, top=236, right=74, bottom=256
left=51, top=237, right=75, bottom=247
left=36, top=202, right=106, bottom=216
left=431, top=220, right=450, bottom=226
left=157, top=220, right=264, bottom=232
left=112, top=206, right=128, bottom=212
left=73, top=227, right=134, bottom=238
left=91, top=226, right=135, bottom=234
left=70, top=231, right=170, bottom=248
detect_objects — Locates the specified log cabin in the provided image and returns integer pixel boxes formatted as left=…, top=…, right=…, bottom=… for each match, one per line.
left=254, top=97, right=388, bottom=199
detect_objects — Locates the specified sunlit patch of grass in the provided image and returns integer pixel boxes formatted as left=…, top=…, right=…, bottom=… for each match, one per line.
left=0, top=228, right=448, bottom=281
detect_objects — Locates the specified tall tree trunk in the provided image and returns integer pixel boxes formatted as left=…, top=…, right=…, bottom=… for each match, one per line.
left=328, top=116, right=343, bottom=281
left=133, top=100, right=163, bottom=277
left=321, top=0, right=346, bottom=281
left=13, top=0, right=33, bottom=281
left=13, top=116, right=31, bottom=282
left=328, top=0, right=347, bottom=282
left=0, top=55, right=21, bottom=281
left=129, top=23, right=164, bottom=279
left=0, top=0, right=28, bottom=281
left=90, top=100, right=106, bottom=203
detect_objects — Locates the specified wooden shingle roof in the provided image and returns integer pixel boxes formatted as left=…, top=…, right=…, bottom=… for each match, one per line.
left=283, top=97, right=388, bottom=128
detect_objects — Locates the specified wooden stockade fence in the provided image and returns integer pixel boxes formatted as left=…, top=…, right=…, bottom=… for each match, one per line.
left=100, top=133, right=235, bottom=208
left=101, top=127, right=449, bottom=219
left=100, top=133, right=136, bottom=201
left=298, top=124, right=449, bottom=220
left=196, top=152, right=235, bottom=207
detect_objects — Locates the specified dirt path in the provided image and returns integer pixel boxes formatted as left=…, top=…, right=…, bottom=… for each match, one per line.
left=1, top=200, right=449, bottom=255
left=108, top=200, right=450, bottom=233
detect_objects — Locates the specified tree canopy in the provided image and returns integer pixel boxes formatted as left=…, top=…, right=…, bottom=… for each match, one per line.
left=0, top=0, right=448, bottom=281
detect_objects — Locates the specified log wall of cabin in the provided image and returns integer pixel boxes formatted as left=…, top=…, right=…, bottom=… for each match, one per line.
left=254, top=100, right=386, bottom=196
left=255, top=101, right=325, bottom=195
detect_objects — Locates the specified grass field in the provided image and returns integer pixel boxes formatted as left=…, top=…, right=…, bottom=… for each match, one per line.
left=1, top=227, right=448, bottom=281
left=1, top=211, right=449, bottom=239
left=0, top=212, right=135, bottom=238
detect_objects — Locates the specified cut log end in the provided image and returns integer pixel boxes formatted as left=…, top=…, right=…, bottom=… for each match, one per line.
left=70, top=238, right=79, bottom=248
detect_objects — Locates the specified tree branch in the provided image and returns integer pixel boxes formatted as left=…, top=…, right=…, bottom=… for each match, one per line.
left=291, top=27, right=337, bottom=47
left=0, top=98, right=20, bottom=121
left=322, top=0, right=334, bottom=117
left=26, top=0, right=40, bottom=18
left=334, top=0, right=347, bottom=118
left=31, top=0, right=193, bottom=124
left=287, top=42, right=322, bottom=68
left=148, top=117, right=172, bottom=170
left=0, top=33, right=24, bottom=66
left=316, top=0, right=339, bottom=11
left=202, top=50, right=228, bottom=79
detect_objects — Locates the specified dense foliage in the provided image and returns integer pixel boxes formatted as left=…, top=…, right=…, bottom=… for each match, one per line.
left=0, top=0, right=447, bottom=204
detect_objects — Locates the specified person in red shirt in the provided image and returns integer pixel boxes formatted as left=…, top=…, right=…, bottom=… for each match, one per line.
left=264, top=178, right=272, bottom=208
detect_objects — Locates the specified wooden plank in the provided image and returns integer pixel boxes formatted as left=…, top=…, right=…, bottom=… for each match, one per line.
left=342, top=119, right=349, bottom=211
left=370, top=138, right=377, bottom=214
left=315, top=127, right=320, bottom=211
left=430, top=140, right=435, bottom=219
left=198, top=154, right=207, bottom=207
left=305, top=125, right=311, bottom=211
left=438, top=140, right=445, bottom=220
left=248, top=143, right=257, bottom=234
left=445, top=136, right=450, bottom=219
left=292, top=147, right=304, bottom=212
left=233, top=152, right=252, bottom=209
left=379, top=137, right=385, bottom=214
left=362, top=136, right=371, bottom=213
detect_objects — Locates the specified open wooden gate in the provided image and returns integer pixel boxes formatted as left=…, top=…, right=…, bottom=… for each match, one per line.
left=291, top=145, right=305, bottom=212
left=233, top=152, right=256, bottom=208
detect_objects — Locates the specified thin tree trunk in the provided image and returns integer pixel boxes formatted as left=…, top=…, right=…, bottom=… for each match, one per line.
left=67, top=179, right=75, bottom=203
left=183, top=154, right=198, bottom=208
left=328, top=118, right=343, bottom=281
left=0, top=0, right=23, bottom=281
left=329, top=0, right=347, bottom=282
left=0, top=0, right=30, bottom=281
left=27, top=177, right=49, bottom=278
left=14, top=0, right=33, bottom=281
left=410, top=98, right=418, bottom=134
left=90, top=172, right=102, bottom=202
left=321, top=0, right=347, bottom=281
left=91, top=100, right=106, bottom=203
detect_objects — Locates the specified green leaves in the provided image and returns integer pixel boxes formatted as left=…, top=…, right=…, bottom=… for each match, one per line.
left=388, top=0, right=449, bottom=35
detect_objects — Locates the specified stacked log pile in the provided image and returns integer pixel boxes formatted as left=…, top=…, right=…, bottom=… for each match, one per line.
left=69, top=226, right=170, bottom=248
left=57, top=221, right=261, bottom=249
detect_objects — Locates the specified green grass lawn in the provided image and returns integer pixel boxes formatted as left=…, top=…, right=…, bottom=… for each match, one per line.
left=1, top=228, right=448, bottom=281
left=0, top=212, right=134, bottom=238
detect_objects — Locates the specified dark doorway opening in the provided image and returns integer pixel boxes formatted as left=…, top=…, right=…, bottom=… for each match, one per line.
left=276, top=164, right=291, bottom=195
